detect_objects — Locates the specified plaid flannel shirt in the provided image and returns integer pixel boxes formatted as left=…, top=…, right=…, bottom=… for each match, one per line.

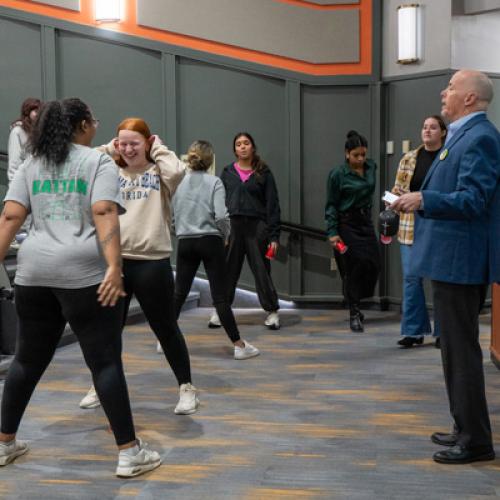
left=391, top=145, right=424, bottom=245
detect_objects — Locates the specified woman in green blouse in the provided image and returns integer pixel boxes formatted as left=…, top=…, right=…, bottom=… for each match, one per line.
left=325, top=130, right=380, bottom=332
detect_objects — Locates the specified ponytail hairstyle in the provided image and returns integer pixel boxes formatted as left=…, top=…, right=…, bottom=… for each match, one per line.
left=344, top=130, right=368, bottom=153
left=187, top=140, right=214, bottom=171
left=30, top=97, right=92, bottom=165
left=11, top=97, right=42, bottom=133
left=233, top=132, right=268, bottom=177
left=115, top=117, right=153, bottom=168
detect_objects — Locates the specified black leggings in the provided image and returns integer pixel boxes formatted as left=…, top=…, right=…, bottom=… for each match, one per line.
left=1, top=285, right=135, bottom=446
left=122, top=258, right=191, bottom=385
left=226, top=216, right=279, bottom=312
left=174, top=235, right=241, bottom=343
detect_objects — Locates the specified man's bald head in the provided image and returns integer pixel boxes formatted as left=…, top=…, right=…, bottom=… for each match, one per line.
left=441, top=70, right=494, bottom=121
left=459, top=69, right=493, bottom=106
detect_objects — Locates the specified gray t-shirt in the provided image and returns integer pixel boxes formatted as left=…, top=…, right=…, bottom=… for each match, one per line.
left=5, top=144, right=122, bottom=288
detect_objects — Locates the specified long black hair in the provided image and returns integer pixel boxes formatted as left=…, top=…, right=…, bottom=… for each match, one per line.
left=233, top=132, right=268, bottom=177
left=30, top=98, right=92, bottom=165
left=344, top=130, right=368, bottom=153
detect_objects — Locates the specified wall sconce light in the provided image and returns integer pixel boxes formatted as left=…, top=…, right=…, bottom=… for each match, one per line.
left=95, top=0, right=122, bottom=22
left=397, top=4, right=420, bottom=64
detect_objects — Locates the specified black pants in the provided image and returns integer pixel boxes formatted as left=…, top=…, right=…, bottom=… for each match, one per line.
left=122, top=258, right=191, bottom=385
left=174, top=235, right=241, bottom=343
left=1, top=285, right=135, bottom=446
left=226, top=216, right=279, bottom=312
left=335, top=210, right=380, bottom=310
left=432, top=281, right=492, bottom=450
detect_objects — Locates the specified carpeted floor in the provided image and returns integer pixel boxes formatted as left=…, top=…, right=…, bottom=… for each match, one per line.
left=0, top=307, right=498, bottom=499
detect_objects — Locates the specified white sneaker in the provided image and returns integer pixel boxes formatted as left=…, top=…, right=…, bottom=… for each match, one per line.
left=79, top=385, right=101, bottom=409
left=116, top=439, right=161, bottom=478
left=264, top=311, right=280, bottom=330
left=156, top=341, right=163, bottom=354
left=174, top=383, right=199, bottom=415
left=0, top=439, right=28, bottom=466
left=234, top=341, right=260, bottom=360
left=208, top=311, right=221, bottom=328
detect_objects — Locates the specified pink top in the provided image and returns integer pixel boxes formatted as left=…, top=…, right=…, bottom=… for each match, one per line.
left=234, top=162, right=254, bottom=183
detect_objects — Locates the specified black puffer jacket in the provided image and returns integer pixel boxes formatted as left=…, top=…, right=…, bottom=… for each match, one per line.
left=220, top=163, right=281, bottom=242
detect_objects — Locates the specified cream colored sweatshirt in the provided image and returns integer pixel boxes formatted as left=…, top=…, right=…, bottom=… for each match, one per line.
left=99, top=140, right=186, bottom=260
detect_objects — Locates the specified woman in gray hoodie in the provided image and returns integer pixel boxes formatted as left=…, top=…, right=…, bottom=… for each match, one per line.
left=172, top=140, right=260, bottom=360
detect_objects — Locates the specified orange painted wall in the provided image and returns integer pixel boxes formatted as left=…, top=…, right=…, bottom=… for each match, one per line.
left=0, top=0, right=372, bottom=76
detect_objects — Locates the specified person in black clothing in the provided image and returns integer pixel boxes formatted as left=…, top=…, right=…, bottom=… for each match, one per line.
left=208, top=132, right=281, bottom=330
left=325, top=131, right=381, bottom=332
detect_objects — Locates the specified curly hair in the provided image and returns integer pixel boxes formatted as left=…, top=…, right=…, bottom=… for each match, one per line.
left=187, top=140, right=214, bottom=171
left=30, top=98, right=92, bottom=165
left=233, top=132, right=268, bottom=178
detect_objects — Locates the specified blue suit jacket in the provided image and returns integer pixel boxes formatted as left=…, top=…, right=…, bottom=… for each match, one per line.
left=411, top=114, right=500, bottom=284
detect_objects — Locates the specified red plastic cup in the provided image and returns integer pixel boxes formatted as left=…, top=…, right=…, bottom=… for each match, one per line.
left=334, top=240, right=348, bottom=254
left=265, top=244, right=276, bottom=260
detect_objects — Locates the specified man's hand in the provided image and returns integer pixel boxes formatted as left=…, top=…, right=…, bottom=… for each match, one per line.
left=391, top=192, right=423, bottom=213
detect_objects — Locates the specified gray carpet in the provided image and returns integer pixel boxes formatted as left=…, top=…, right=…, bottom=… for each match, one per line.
left=0, top=307, right=498, bottom=499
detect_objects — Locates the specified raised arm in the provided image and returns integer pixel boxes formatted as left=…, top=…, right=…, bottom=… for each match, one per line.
left=151, top=139, right=186, bottom=197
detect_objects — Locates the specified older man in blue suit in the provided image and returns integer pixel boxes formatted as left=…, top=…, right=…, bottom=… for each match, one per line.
left=392, top=69, right=500, bottom=465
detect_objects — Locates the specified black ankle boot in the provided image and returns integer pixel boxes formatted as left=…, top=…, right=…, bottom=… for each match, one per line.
left=349, top=312, right=364, bottom=332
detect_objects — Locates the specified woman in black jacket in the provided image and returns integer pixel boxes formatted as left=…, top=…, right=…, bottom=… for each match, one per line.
left=209, top=132, right=281, bottom=330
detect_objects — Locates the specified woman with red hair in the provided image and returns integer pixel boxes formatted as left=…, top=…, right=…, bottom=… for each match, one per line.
left=79, top=118, right=199, bottom=415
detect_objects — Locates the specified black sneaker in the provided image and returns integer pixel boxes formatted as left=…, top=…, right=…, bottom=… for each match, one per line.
left=349, top=313, right=364, bottom=332
left=397, top=336, right=424, bottom=348
left=435, top=337, right=441, bottom=349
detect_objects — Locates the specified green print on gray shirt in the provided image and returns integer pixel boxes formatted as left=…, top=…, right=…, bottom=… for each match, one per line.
left=4, top=144, right=123, bottom=288
left=32, top=178, right=88, bottom=195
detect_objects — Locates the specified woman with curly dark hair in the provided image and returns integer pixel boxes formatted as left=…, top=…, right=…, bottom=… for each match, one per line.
left=208, top=132, right=281, bottom=330
left=0, top=98, right=160, bottom=477
left=7, top=97, right=42, bottom=183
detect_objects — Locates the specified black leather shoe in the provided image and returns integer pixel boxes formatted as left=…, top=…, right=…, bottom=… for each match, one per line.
left=431, top=432, right=458, bottom=447
left=435, top=338, right=441, bottom=349
left=397, top=336, right=424, bottom=348
left=433, top=445, right=495, bottom=464
left=350, top=313, right=364, bottom=332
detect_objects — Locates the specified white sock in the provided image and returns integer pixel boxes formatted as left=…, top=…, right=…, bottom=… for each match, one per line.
left=120, top=444, right=140, bottom=456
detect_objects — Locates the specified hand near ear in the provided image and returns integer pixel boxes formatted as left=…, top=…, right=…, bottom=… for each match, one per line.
left=150, top=135, right=163, bottom=146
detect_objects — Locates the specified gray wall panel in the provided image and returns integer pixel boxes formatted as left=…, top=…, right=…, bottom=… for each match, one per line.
left=464, top=0, right=500, bottom=13
left=301, top=86, right=371, bottom=296
left=138, top=0, right=359, bottom=64
left=301, top=85, right=371, bottom=228
left=56, top=31, right=164, bottom=145
left=176, top=58, right=289, bottom=293
left=31, top=0, right=80, bottom=10
left=0, top=17, right=43, bottom=151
